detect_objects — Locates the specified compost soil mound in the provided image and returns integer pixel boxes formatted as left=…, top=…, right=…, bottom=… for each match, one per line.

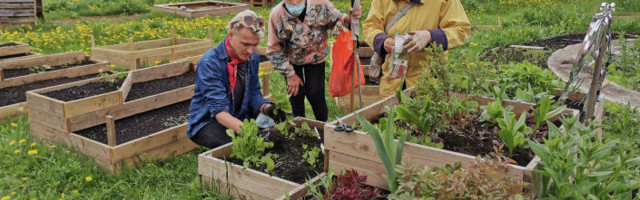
left=0, top=74, right=99, bottom=107
left=75, top=100, right=190, bottom=144
left=125, top=71, right=195, bottom=101
left=43, top=77, right=124, bottom=101
left=3, top=60, right=96, bottom=79
left=229, top=132, right=324, bottom=184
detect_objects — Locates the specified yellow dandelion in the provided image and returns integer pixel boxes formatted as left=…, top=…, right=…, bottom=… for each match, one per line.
left=9, top=192, right=14, bottom=195
left=50, top=145, right=56, bottom=148
left=1, top=196, right=10, bottom=200
left=85, top=176, right=92, bottom=182
left=22, top=177, right=28, bottom=181
left=9, top=140, right=16, bottom=146
left=61, top=193, right=65, bottom=199
left=30, top=143, right=37, bottom=147
left=66, top=151, right=70, bottom=154
left=28, top=150, right=38, bottom=155
left=14, top=149, right=20, bottom=154
left=11, top=123, right=18, bottom=127
left=19, top=139, right=26, bottom=143
left=72, top=190, right=78, bottom=194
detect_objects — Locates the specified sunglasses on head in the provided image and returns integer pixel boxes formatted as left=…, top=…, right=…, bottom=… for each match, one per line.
left=243, top=16, right=265, bottom=29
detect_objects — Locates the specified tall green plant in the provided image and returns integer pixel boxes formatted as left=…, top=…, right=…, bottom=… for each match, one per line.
left=532, top=96, right=566, bottom=134
left=529, top=117, right=640, bottom=199
left=496, top=110, right=529, bottom=153
left=356, top=107, right=408, bottom=193
left=226, top=119, right=274, bottom=168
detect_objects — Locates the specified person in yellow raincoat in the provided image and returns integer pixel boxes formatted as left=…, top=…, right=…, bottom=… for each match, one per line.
left=363, top=0, right=471, bottom=97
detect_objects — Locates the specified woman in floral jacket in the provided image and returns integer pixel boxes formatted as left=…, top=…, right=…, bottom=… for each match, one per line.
left=267, top=0, right=360, bottom=122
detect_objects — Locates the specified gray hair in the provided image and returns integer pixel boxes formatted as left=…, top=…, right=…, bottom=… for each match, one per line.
left=227, top=10, right=265, bottom=42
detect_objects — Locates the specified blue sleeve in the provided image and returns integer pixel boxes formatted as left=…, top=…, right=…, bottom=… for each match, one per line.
left=249, top=53, right=270, bottom=115
left=196, top=58, right=230, bottom=118
left=428, top=29, right=448, bottom=50
left=373, top=33, right=390, bottom=57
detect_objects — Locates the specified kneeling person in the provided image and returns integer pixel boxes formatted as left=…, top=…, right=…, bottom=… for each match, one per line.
left=188, top=10, right=282, bottom=148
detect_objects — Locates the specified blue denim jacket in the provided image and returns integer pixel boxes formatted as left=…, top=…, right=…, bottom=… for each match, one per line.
left=187, top=37, right=269, bottom=138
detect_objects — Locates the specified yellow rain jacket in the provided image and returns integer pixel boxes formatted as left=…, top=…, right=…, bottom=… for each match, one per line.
left=363, top=0, right=471, bottom=97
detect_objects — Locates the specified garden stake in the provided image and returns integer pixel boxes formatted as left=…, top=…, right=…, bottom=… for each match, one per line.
left=90, top=35, right=95, bottom=48
left=352, top=0, right=363, bottom=109
left=0, top=69, right=4, bottom=81
left=106, top=115, right=116, bottom=147
left=171, top=27, right=176, bottom=45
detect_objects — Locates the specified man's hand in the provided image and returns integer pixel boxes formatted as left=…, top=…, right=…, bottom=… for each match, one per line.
left=403, top=31, right=432, bottom=54
left=286, top=74, right=304, bottom=96
left=258, top=128, right=284, bottom=143
left=384, top=38, right=394, bottom=53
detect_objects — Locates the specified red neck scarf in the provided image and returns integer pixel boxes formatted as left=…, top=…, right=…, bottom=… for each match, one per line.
left=224, top=37, right=242, bottom=93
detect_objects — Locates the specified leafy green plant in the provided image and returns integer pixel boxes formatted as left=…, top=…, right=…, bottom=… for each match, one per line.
left=480, top=85, right=513, bottom=123
left=496, top=109, right=529, bottom=153
left=532, top=96, right=565, bottom=134
left=513, top=84, right=547, bottom=103
left=99, top=68, right=127, bottom=88
left=356, top=107, right=408, bottom=193
left=261, top=153, right=280, bottom=176
left=389, top=153, right=528, bottom=200
left=29, top=64, right=53, bottom=73
left=272, top=91, right=292, bottom=114
left=301, top=144, right=321, bottom=168
left=604, top=102, right=640, bottom=151
left=226, top=119, right=274, bottom=168
left=306, top=165, right=334, bottom=200
left=497, top=61, right=563, bottom=98
left=529, top=117, right=640, bottom=199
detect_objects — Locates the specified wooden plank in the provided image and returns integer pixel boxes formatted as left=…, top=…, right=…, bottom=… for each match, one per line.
left=0, top=51, right=85, bottom=69
left=30, top=121, right=112, bottom=163
left=27, top=106, right=67, bottom=132
left=119, top=72, right=134, bottom=102
left=92, top=38, right=211, bottom=69
left=25, top=91, right=64, bottom=117
left=508, top=45, right=545, bottom=50
left=0, top=10, right=35, bottom=17
left=335, top=85, right=381, bottom=110
left=357, top=47, right=374, bottom=57
left=64, top=91, right=123, bottom=118
left=0, top=42, right=29, bottom=57
left=106, top=115, right=116, bottom=147
left=129, top=61, right=191, bottom=83
left=114, top=135, right=198, bottom=170
left=0, top=61, right=108, bottom=89
left=201, top=174, right=271, bottom=200
left=198, top=146, right=300, bottom=199
left=0, top=102, right=27, bottom=119
left=0, top=17, right=34, bottom=24
left=276, top=172, right=326, bottom=200
left=68, top=85, right=194, bottom=131
left=0, top=3, right=34, bottom=9
left=330, top=150, right=388, bottom=189
left=111, top=123, right=189, bottom=162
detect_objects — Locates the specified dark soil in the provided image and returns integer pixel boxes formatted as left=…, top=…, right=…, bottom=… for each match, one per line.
left=0, top=43, right=18, bottom=47
left=228, top=131, right=324, bottom=184
left=0, top=53, right=30, bottom=61
left=377, top=112, right=560, bottom=166
left=364, top=75, right=379, bottom=85
left=75, top=100, right=191, bottom=145
left=0, top=74, right=100, bottom=107
left=43, top=77, right=124, bottom=101
left=480, top=33, right=640, bottom=67
left=125, top=71, right=195, bottom=102
left=3, top=60, right=96, bottom=79
left=360, top=56, right=371, bottom=66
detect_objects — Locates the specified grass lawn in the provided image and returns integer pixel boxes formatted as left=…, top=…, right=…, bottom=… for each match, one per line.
left=1, top=0, right=640, bottom=199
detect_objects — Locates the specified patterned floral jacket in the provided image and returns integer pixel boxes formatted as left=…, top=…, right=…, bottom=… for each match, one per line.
left=267, top=0, right=349, bottom=77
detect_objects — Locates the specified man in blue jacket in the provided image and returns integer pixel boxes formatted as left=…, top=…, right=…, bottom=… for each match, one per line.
left=188, top=10, right=281, bottom=148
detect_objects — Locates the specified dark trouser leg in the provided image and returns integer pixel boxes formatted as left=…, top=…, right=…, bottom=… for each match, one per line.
left=287, top=65, right=306, bottom=118
left=189, top=120, right=230, bottom=149
left=303, top=62, right=328, bottom=122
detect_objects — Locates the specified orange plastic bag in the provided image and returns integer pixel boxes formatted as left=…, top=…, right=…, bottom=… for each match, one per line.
left=329, top=30, right=365, bottom=98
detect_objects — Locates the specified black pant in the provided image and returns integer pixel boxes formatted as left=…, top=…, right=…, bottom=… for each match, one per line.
left=190, top=120, right=230, bottom=149
left=287, top=62, right=329, bottom=122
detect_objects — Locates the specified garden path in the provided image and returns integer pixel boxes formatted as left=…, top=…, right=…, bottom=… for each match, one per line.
left=548, top=39, right=640, bottom=110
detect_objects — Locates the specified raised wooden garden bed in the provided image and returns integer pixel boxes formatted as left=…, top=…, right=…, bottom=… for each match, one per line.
left=198, top=118, right=326, bottom=200
left=152, top=1, right=250, bottom=19
left=0, top=52, right=109, bottom=119
left=240, top=0, right=274, bottom=7
left=324, top=90, right=579, bottom=198
left=91, top=38, right=213, bottom=69
left=29, top=61, right=198, bottom=172
left=26, top=60, right=195, bottom=134
left=31, top=99, right=198, bottom=173
left=0, top=0, right=37, bottom=26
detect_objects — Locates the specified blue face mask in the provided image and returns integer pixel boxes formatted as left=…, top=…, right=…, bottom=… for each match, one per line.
left=285, top=2, right=305, bottom=17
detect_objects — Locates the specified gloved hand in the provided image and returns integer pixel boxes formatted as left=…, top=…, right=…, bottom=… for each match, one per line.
left=257, top=127, right=284, bottom=143
left=261, top=102, right=287, bottom=123
left=402, top=31, right=432, bottom=54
